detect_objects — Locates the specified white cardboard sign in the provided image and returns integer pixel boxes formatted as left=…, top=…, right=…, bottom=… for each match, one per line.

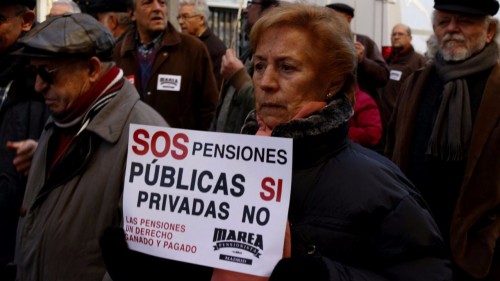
left=123, top=124, right=293, bottom=277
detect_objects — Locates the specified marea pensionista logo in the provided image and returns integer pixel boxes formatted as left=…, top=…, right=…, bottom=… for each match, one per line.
left=212, top=228, right=263, bottom=265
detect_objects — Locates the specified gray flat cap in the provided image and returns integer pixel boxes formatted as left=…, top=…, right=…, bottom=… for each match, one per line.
left=15, top=13, right=115, bottom=61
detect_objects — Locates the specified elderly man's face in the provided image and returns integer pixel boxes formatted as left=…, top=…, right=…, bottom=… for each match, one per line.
left=31, top=58, right=91, bottom=117
left=132, top=0, right=168, bottom=42
left=391, top=24, right=412, bottom=48
left=177, top=4, right=204, bottom=36
left=253, top=26, right=328, bottom=129
left=433, top=10, right=495, bottom=61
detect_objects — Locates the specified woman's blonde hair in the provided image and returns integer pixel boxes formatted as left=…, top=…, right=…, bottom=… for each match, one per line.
left=249, top=3, right=357, bottom=104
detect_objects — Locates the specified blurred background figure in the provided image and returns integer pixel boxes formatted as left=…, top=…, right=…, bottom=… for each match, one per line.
left=377, top=23, right=426, bottom=144
left=178, top=0, right=227, bottom=89
left=88, top=0, right=132, bottom=43
left=424, top=33, right=438, bottom=62
left=210, top=0, right=279, bottom=133
left=0, top=0, right=49, bottom=279
left=348, top=85, right=382, bottom=149
left=326, top=3, right=389, bottom=107
left=326, top=2, right=388, bottom=154
left=47, top=0, right=81, bottom=17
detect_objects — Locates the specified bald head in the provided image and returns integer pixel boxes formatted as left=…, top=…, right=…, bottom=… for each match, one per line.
left=391, top=23, right=412, bottom=48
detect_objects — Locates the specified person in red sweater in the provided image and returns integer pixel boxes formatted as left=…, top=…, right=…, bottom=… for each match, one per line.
left=348, top=85, right=382, bottom=149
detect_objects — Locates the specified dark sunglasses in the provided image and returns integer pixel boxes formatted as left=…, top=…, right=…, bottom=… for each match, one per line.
left=29, top=65, right=61, bottom=85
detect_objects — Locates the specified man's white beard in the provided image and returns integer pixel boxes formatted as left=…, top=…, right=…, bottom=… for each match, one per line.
left=440, top=33, right=487, bottom=61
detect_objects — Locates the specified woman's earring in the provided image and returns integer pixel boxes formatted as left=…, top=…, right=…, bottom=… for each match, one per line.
left=326, top=90, right=334, bottom=100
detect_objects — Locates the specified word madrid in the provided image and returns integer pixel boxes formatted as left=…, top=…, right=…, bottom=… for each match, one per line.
left=132, top=128, right=288, bottom=164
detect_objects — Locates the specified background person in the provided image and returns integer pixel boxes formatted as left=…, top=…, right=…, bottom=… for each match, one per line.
left=386, top=0, right=500, bottom=279
left=210, top=0, right=279, bottom=133
left=47, top=0, right=81, bottom=17
left=88, top=0, right=133, bottom=43
left=377, top=23, right=426, bottom=138
left=0, top=0, right=49, bottom=278
left=178, top=0, right=227, bottom=89
left=113, top=0, right=219, bottom=131
left=326, top=3, right=389, bottom=106
left=13, top=13, right=168, bottom=281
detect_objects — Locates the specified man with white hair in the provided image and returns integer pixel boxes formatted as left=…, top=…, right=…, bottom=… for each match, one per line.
left=386, top=0, right=500, bottom=279
left=177, top=0, right=226, bottom=89
left=47, top=0, right=81, bottom=17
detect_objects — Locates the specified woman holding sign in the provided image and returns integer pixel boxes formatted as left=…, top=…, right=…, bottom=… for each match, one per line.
left=237, top=3, right=452, bottom=281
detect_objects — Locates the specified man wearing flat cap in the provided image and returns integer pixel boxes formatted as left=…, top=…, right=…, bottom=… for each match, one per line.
left=386, top=0, right=500, bottom=280
left=12, top=13, right=167, bottom=281
left=0, top=1, right=49, bottom=278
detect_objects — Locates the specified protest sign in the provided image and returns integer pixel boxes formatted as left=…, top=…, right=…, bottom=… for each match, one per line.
left=123, top=124, right=293, bottom=277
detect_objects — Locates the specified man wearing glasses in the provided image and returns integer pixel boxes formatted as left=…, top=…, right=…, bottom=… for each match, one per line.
left=13, top=13, right=167, bottom=280
left=178, top=0, right=227, bottom=90
left=0, top=1, right=50, bottom=279
left=377, top=23, right=426, bottom=140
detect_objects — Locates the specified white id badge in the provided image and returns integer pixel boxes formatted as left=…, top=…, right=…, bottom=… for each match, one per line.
left=157, top=74, right=182, bottom=91
left=389, top=70, right=403, bottom=81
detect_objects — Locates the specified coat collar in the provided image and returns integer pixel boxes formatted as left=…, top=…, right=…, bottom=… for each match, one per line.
left=119, top=22, right=182, bottom=57
left=44, top=81, right=141, bottom=145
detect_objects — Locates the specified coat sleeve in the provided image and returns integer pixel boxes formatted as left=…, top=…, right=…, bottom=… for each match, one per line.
left=357, top=37, right=389, bottom=90
left=322, top=195, right=452, bottom=281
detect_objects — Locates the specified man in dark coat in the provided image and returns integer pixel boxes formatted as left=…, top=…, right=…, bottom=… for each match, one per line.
left=0, top=1, right=49, bottom=278
left=178, top=0, right=227, bottom=90
left=386, top=0, right=500, bottom=279
left=326, top=3, right=389, bottom=105
left=113, top=0, right=219, bottom=131
left=378, top=23, right=426, bottom=140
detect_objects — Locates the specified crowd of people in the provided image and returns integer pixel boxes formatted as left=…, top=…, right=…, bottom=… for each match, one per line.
left=0, top=0, right=498, bottom=280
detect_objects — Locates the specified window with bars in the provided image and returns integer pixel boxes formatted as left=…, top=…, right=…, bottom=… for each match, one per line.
left=208, top=6, right=248, bottom=58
